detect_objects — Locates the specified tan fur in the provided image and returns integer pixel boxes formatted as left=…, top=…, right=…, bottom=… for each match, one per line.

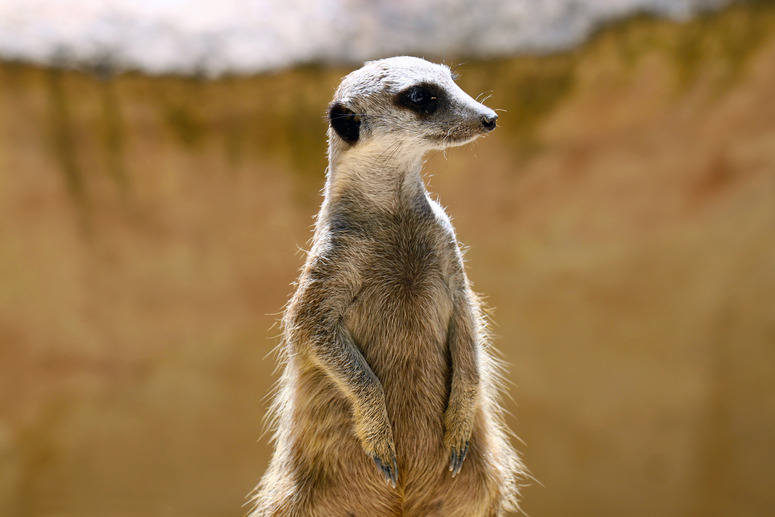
left=250, top=57, right=523, bottom=517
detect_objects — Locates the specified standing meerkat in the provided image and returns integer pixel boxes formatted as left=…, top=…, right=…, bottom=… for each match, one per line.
left=251, top=56, right=522, bottom=517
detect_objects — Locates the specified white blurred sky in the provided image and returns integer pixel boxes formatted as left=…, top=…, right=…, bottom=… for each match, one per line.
left=0, top=0, right=733, bottom=75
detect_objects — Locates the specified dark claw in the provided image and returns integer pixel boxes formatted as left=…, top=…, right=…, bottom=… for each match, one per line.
left=373, top=454, right=398, bottom=488
left=449, top=441, right=469, bottom=477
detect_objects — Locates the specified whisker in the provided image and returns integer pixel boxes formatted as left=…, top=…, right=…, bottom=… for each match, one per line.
left=476, top=90, right=493, bottom=103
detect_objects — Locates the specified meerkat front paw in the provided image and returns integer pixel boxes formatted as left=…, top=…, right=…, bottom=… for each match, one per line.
left=366, top=434, right=398, bottom=487
left=444, top=408, right=474, bottom=477
left=448, top=439, right=469, bottom=477
left=372, top=450, right=398, bottom=488
left=354, top=410, right=399, bottom=487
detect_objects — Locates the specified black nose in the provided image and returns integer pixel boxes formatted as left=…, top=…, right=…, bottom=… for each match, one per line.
left=481, top=113, right=498, bottom=131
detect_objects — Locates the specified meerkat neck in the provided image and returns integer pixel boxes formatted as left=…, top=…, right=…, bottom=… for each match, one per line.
left=325, top=143, right=427, bottom=213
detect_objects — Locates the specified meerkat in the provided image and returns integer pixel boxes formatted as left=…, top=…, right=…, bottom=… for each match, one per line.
left=250, top=56, right=522, bottom=517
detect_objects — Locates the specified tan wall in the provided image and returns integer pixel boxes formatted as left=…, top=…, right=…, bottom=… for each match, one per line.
left=1, top=4, right=774, bottom=516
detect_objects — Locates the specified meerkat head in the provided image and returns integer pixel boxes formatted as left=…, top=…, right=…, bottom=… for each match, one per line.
left=327, top=56, right=498, bottom=162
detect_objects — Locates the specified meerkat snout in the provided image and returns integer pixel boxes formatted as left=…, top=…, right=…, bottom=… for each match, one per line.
left=482, top=113, right=498, bottom=131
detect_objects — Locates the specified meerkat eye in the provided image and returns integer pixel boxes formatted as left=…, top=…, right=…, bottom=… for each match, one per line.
left=397, top=85, right=439, bottom=115
left=407, top=87, right=433, bottom=106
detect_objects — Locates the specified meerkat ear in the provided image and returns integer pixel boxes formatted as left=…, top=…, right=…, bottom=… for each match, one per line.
left=329, top=102, right=361, bottom=144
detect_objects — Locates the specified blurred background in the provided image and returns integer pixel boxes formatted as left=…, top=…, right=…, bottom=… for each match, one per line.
left=1, top=1, right=774, bottom=516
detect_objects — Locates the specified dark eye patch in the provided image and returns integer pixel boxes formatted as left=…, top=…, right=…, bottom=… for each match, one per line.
left=396, top=83, right=442, bottom=116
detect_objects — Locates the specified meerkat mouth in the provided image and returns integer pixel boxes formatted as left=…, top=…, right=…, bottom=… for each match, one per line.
left=435, top=127, right=491, bottom=147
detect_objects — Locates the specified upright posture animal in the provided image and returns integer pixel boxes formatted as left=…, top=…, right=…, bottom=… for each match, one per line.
left=251, top=56, right=522, bottom=517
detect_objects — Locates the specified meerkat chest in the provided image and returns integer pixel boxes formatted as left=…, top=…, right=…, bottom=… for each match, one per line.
left=366, top=213, right=454, bottom=298
left=341, top=209, right=457, bottom=351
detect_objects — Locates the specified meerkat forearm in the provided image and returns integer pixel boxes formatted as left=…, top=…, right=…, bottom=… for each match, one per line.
left=444, top=285, right=482, bottom=475
left=286, top=265, right=399, bottom=485
left=312, top=319, right=399, bottom=485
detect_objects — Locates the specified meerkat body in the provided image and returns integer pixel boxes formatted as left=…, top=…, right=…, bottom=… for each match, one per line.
left=251, top=57, right=522, bottom=517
